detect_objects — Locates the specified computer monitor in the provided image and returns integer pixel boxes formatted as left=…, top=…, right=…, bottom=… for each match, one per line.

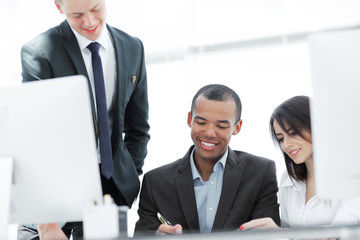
left=0, top=157, right=13, bottom=239
left=308, top=28, right=360, bottom=200
left=0, top=75, right=103, bottom=224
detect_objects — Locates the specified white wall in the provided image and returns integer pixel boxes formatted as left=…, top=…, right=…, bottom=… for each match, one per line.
left=1, top=0, right=360, bottom=238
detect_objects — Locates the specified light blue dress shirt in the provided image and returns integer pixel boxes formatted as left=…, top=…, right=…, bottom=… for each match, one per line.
left=190, top=148, right=228, bottom=233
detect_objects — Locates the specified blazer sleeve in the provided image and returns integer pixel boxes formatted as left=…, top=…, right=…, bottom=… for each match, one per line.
left=251, top=160, right=281, bottom=226
left=21, top=41, right=54, bottom=82
left=134, top=173, right=161, bottom=236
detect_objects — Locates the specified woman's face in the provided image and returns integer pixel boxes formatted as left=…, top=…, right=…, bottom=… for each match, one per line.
left=273, top=120, right=313, bottom=165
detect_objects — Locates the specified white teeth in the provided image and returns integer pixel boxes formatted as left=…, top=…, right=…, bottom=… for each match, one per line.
left=290, top=149, right=300, bottom=155
left=202, top=141, right=214, bottom=147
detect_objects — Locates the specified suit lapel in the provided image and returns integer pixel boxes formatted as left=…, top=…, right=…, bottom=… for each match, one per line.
left=106, top=26, right=126, bottom=145
left=212, top=148, right=244, bottom=230
left=107, top=25, right=127, bottom=102
left=174, top=147, right=200, bottom=232
left=60, top=21, right=89, bottom=78
left=59, top=20, right=98, bottom=141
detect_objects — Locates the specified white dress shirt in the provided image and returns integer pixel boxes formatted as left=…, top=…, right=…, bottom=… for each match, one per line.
left=71, top=25, right=116, bottom=163
left=71, top=24, right=116, bottom=131
left=279, top=171, right=342, bottom=228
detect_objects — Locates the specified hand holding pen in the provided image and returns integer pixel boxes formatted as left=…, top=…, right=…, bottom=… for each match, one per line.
left=155, top=212, right=183, bottom=235
left=157, top=212, right=173, bottom=226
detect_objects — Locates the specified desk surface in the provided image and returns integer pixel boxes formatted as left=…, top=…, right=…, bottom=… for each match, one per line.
left=133, top=224, right=360, bottom=240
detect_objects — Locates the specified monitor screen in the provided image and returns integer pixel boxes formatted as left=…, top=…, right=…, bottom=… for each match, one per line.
left=308, top=28, right=360, bottom=200
left=0, top=75, right=103, bottom=224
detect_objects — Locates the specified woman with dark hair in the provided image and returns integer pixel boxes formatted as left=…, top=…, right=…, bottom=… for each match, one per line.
left=239, top=95, right=342, bottom=230
left=270, top=95, right=312, bottom=184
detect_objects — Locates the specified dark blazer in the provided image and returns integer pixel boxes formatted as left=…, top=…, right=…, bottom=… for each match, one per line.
left=20, top=20, right=150, bottom=207
left=135, top=146, right=280, bottom=235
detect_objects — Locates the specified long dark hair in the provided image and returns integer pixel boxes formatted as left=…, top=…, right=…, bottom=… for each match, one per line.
left=269, top=95, right=311, bottom=182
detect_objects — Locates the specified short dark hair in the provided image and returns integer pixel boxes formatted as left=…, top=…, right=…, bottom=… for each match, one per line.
left=269, top=95, right=311, bottom=182
left=190, top=84, right=242, bottom=124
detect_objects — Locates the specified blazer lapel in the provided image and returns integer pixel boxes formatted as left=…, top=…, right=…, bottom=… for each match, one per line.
left=212, top=148, right=244, bottom=230
left=60, top=21, right=89, bottom=79
left=60, top=20, right=98, bottom=141
left=107, top=25, right=127, bottom=102
left=174, top=147, right=200, bottom=232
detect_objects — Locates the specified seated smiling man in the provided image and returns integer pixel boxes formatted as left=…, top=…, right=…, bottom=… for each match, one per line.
left=135, top=84, right=280, bottom=235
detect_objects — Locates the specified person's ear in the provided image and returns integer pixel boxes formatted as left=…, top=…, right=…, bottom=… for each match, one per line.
left=232, top=119, right=243, bottom=135
left=55, top=0, right=64, bottom=14
left=187, top=112, right=192, bottom=128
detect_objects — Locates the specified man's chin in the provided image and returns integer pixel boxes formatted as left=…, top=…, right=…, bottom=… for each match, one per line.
left=83, top=32, right=100, bottom=41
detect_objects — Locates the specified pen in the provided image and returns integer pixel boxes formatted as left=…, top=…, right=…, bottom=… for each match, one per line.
left=157, top=212, right=173, bottom=226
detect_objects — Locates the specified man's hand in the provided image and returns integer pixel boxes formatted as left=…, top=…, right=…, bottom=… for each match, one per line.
left=37, top=223, right=67, bottom=240
left=155, top=224, right=183, bottom=235
left=239, top=217, right=280, bottom=231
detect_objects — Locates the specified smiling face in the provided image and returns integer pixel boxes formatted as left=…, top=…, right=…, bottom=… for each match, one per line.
left=55, top=0, right=106, bottom=41
left=273, top=120, right=313, bottom=165
left=187, top=95, right=242, bottom=165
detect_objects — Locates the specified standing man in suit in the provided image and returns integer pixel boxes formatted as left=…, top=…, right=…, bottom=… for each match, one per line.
left=18, top=0, right=150, bottom=239
left=135, top=84, right=279, bottom=235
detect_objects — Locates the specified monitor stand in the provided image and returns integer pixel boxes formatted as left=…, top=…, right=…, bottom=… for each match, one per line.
left=0, top=157, right=13, bottom=240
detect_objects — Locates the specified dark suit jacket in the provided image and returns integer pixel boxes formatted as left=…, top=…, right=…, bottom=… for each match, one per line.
left=20, top=20, right=150, bottom=207
left=135, top=146, right=280, bottom=235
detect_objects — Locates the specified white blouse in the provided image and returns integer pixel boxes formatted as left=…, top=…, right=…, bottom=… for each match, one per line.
left=279, top=171, right=342, bottom=228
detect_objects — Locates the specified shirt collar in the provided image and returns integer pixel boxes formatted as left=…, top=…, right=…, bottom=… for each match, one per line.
left=281, top=173, right=294, bottom=187
left=190, top=147, right=228, bottom=181
left=281, top=171, right=306, bottom=192
left=70, top=23, right=110, bottom=51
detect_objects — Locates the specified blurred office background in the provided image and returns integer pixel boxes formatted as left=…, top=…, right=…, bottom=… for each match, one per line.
left=1, top=0, right=360, bottom=238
